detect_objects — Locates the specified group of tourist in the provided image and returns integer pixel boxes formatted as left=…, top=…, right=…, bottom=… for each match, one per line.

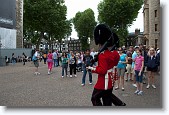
left=32, top=44, right=160, bottom=96
left=32, top=49, right=97, bottom=86
left=5, top=52, right=30, bottom=66
left=114, top=44, right=160, bottom=95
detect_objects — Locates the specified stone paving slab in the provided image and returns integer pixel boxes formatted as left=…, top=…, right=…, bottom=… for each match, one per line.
left=0, top=62, right=161, bottom=107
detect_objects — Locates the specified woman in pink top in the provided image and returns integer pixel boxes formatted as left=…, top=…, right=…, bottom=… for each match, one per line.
left=47, top=50, right=53, bottom=75
left=134, top=49, right=144, bottom=95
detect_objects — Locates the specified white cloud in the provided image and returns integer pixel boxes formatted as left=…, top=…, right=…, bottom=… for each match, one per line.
left=65, top=0, right=143, bottom=39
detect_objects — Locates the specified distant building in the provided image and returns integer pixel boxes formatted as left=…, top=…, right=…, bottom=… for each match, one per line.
left=143, top=0, right=160, bottom=49
left=68, top=39, right=81, bottom=52
left=126, top=29, right=144, bottom=47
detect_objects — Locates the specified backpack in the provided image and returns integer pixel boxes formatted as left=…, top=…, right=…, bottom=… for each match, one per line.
left=32, top=54, right=37, bottom=61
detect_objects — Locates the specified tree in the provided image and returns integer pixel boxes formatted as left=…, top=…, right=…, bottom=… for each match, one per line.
left=73, top=8, right=97, bottom=51
left=23, top=0, right=72, bottom=49
left=98, top=0, right=143, bottom=46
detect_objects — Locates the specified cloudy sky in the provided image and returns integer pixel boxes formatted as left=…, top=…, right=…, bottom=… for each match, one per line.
left=65, top=0, right=143, bottom=39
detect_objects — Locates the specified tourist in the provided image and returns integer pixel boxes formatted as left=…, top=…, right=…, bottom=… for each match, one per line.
left=132, top=46, right=139, bottom=87
left=115, top=47, right=128, bottom=91
left=69, top=52, right=77, bottom=77
left=76, top=53, right=82, bottom=72
left=139, top=44, right=148, bottom=84
left=53, top=50, right=58, bottom=67
left=43, top=52, right=47, bottom=64
left=80, top=51, right=84, bottom=72
left=67, top=50, right=72, bottom=72
left=22, top=52, right=27, bottom=65
left=145, top=48, right=158, bottom=89
left=57, top=50, right=61, bottom=66
left=134, top=49, right=144, bottom=95
left=11, top=53, right=16, bottom=65
left=125, top=47, right=133, bottom=81
left=90, top=48, right=96, bottom=66
left=61, top=53, right=68, bottom=78
left=81, top=49, right=93, bottom=86
left=32, top=49, right=40, bottom=75
left=47, top=50, right=53, bottom=75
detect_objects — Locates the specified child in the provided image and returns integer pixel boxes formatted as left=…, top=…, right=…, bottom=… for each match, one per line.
left=134, top=49, right=144, bottom=95
left=61, top=53, right=68, bottom=78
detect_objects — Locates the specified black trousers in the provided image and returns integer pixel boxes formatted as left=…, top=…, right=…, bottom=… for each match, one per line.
left=91, top=88, right=113, bottom=106
left=91, top=88, right=126, bottom=106
left=69, top=64, right=76, bottom=75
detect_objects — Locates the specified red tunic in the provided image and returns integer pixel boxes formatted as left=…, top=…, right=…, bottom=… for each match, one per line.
left=92, top=50, right=120, bottom=90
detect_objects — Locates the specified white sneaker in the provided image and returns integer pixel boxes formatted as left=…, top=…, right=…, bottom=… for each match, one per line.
left=152, top=84, right=156, bottom=89
left=48, top=71, right=50, bottom=75
left=137, top=91, right=143, bottom=95
left=122, top=87, right=125, bottom=91
left=62, top=76, right=64, bottom=78
left=146, top=84, right=150, bottom=89
left=132, top=84, right=137, bottom=88
left=74, top=75, right=77, bottom=77
left=81, top=84, right=85, bottom=86
left=70, top=75, right=72, bottom=78
left=115, top=86, right=119, bottom=90
left=37, top=72, right=40, bottom=75
left=66, top=75, right=69, bottom=77
left=134, top=90, right=140, bottom=94
left=89, top=82, right=93, bottom=85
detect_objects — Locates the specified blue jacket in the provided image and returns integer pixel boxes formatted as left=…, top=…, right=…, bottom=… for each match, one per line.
left=145, top=55, right=159, bottom=68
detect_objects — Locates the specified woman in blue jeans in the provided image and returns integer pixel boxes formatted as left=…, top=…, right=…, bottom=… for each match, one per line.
left=134, top=49, right=144, bottom=95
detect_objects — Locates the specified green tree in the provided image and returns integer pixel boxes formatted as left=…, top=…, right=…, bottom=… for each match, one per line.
left=98, top=0, right=143, bottom=46
left=23, top=0, right=72, bottom=49
left=73, top=8, right=97, bottom=51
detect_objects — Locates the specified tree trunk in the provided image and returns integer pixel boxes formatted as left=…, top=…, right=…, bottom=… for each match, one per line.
left=36, top=31, right=44, bottom=50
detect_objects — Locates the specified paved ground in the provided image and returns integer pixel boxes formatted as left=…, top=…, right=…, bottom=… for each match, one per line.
left=0, top=61, right=161, bottom=107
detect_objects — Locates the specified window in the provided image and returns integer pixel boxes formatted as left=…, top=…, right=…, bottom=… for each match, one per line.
left=155, top=24, right=158, bottom=31
left=155, top=10, right=157, bottom=17
left=155, top=39, right=158, bottom=49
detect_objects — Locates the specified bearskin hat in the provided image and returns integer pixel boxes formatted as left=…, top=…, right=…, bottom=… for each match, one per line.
left=94, top=24, right=119, bottom=48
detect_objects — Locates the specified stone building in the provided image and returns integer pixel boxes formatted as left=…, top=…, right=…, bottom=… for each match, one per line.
left=16, top=0, right=23, bottom=48
left=143, top=0, right=160, bottom=49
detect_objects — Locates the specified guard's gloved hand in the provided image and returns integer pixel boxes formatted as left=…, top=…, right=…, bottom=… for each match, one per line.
left=86, top=66, right=96, bottom=71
